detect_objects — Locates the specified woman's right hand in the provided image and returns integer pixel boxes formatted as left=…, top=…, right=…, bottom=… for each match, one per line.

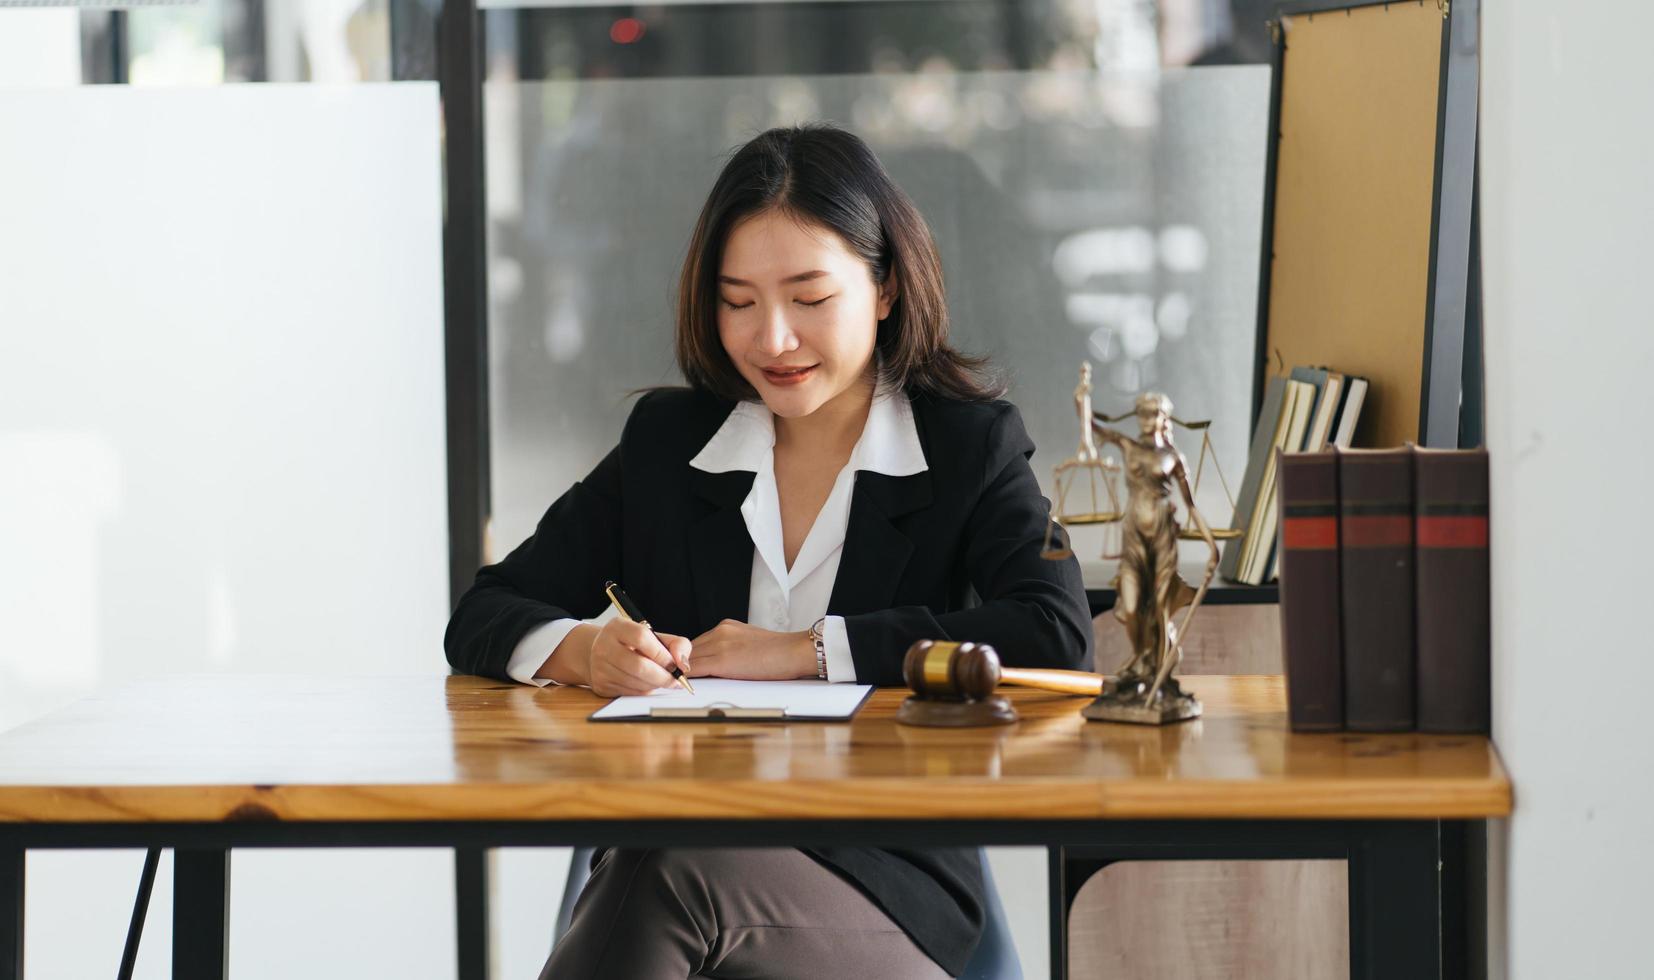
left=584, top=618, right=692, bottom=697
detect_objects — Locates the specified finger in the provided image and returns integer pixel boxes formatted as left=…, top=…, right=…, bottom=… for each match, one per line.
left=591, top=633, right=673, bottom=694
left=611, top=669, right=664, bottom=697
left=595, top=672, right=654, bottom=698
left=611, top=646, right=677, bottom=690
left=613, top=620, right=678, bottom=670
left=659, top=633, right=693, bottom=672
left=594, top=656, right=670, bottom=696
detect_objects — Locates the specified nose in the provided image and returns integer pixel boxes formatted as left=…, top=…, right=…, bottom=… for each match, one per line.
left=755, top=303, right=799, bottom=357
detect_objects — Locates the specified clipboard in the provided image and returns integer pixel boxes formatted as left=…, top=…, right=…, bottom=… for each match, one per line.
left=588, top=678, right=874, bottom=723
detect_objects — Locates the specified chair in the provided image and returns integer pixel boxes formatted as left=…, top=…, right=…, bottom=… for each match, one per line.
left=554, top=847, right=1023, bottom=979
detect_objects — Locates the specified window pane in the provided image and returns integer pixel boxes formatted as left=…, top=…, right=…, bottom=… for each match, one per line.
left=484, top=4, right=1270, bottom=564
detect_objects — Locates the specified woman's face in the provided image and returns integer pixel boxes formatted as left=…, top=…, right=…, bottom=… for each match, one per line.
left=716, top=209, right=897, bottom=420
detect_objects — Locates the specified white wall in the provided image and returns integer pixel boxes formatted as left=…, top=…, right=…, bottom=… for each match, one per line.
left=0, top=84, right=452, bottom=979
left=1481, top=3, right=1654, bottom=977
left=0, top=9, right=81, bottom=88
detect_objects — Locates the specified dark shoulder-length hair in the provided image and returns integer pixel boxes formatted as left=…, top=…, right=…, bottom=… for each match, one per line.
left=675, top=123, right=1002, bottom=402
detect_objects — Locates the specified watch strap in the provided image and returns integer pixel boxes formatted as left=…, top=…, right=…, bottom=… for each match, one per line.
left=810, top=616, right=829, bottom=680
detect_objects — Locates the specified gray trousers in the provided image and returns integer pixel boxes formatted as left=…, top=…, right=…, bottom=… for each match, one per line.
left=539, top=847, right=952, bottom=980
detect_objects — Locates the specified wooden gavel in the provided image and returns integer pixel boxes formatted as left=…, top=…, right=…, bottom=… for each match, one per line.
left=902, top=640, right=1103, bottom=699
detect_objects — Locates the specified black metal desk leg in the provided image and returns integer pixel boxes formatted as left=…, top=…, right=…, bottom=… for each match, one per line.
left=2, top=847, right=21, bottom=980
left=1348, top=821, right=1442, bottom=980
left=173, top=849, right=229, bottom=980
left=1048, top=847, right=1066, bottom=980
left=455, top=848, right=490, bottom=980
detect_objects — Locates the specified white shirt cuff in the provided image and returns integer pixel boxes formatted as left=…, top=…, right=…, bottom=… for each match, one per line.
left=505, top=606, right=619, bottom=687
left=822, top=615, right=856, bottom=683
left=506, top=620, right=581, bottom=687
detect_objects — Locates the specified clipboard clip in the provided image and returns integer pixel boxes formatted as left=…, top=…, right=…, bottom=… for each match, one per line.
left=649, top=702, right=786, bottom=720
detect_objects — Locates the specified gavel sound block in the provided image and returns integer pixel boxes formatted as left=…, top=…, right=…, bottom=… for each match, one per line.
left=896, top=640, right=1105, bottom=728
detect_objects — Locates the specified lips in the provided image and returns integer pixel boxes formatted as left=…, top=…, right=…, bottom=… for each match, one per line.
left=760, top=364, right=818, bottom=386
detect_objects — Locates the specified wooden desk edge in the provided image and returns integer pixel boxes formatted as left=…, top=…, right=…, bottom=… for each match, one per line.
left=0, top=777, right=1513, bottom=824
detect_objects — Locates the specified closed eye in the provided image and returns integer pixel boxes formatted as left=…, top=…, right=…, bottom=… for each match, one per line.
left=719, top=296, right=832, bottom=309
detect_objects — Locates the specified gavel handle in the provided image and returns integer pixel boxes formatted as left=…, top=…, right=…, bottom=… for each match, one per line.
left=998, top=668, right=1104, bottom=696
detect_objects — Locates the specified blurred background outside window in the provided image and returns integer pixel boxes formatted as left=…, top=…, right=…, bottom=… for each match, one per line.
left=477, top=0, right=1272, bottom=572
left=1, top=0, right=1274, bottom=572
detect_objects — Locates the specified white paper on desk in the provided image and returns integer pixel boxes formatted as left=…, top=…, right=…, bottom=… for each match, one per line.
left=589, top=678, right=872, bottom=721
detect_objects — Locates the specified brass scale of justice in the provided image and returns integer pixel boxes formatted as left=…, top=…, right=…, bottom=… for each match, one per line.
left=897, top=363, right=1240, bottom=728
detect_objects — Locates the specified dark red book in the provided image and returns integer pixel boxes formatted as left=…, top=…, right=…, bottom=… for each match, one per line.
left=1413, top=448, right=1491, bottom=733
left=1276, top=449, right=1343, bottom=731
left=1338, top=447, right=1416, bottom=732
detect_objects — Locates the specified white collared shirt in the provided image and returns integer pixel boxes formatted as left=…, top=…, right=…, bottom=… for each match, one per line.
left=505, top=378, right=929, bottom=686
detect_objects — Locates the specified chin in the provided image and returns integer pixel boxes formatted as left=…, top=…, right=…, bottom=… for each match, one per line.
left=757, top=389, right=825, bottom=419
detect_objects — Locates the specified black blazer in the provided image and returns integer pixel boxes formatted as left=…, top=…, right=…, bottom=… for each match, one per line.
left=445, top=386, right=1093, bottom=975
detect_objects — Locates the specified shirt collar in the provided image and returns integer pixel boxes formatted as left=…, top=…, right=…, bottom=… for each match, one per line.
left=688, top=374, right=928, bottom=477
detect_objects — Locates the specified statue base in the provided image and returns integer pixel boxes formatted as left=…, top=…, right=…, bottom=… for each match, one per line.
left=1081, top=676, right=1202, bottom=726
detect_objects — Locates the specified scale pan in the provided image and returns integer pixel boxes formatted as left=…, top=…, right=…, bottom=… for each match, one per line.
left=1058, top=511, right=1122, bottom=526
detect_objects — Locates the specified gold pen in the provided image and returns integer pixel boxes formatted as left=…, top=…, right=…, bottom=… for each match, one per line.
left=603, top=580, right=696, bottom=694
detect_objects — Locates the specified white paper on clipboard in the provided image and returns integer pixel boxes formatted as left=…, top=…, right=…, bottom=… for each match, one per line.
left=588, top=678, right=873, bottom=721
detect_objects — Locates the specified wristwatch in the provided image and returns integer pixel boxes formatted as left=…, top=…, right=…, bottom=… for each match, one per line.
left=809, top=617, right=829, bottom=681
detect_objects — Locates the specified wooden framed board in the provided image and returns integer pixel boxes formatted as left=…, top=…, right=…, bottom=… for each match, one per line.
left=1252, top=0, right=1479, bottom=448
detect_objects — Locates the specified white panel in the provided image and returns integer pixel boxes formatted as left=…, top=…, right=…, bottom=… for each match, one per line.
left=986, top=847, right=1049, bottom=980
left=0, top=83, right=448, bottom=980
left=495, top=848, right=574, bottom=978
left=230, top=850, right=456, bottom=976
left=1481, top=1, right=1654, bottom=977
left=0, top=10, right=81, bottom=87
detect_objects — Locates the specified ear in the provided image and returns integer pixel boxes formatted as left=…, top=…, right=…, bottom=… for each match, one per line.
left=876, top=272, right=900, bottom=321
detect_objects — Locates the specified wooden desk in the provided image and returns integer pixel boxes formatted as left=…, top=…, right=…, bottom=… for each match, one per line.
left=0, top=674, right=1509, bottom=980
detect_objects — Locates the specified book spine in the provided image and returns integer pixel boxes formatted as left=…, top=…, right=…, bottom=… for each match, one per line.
left=1338, top=449, right=1416, bottom=732
left=1277, top=450, right=1343, bottom=731
left=1221, top=378, right=1288, bottom=582
left=1414, top=449, right=1491, bottom=733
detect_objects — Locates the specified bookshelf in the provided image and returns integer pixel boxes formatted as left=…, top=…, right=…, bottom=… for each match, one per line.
left=1080, top=559, right=1278, bottom=617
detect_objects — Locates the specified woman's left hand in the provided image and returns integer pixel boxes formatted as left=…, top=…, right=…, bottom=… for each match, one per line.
left=687, top=619, right=816, bottom=680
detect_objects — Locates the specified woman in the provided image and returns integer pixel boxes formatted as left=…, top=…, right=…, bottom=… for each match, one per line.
left=445, top=123, right=1092, bottom=979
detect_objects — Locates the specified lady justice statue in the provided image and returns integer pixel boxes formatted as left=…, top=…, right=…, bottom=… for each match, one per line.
left=1054, top=366, right=1220, bottom=724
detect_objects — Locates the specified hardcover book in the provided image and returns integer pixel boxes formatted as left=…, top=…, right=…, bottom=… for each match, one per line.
left=1277, top=449, right=1343, bottom=730
left=1220, top=377, right=1289, bottom=582
left=1338, top=447, right=1416, bottom=731
left=1331, top=377, right=1368, bottom=449
left=1244, top=379, right=1315, bottom=584
left=1413, top=447, right=1491, bottom=733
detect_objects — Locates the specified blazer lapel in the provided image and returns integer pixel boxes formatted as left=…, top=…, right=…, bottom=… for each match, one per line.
left=828, top=470, right=933, bottom=616
left=687, top=468, right=755, bottom=629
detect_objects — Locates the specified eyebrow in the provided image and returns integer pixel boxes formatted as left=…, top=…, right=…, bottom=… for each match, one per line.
left=718, top=270, right=831, bottom=287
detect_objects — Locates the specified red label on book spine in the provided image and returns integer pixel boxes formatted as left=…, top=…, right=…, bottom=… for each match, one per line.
left=1416, top=515, right=1488, bottom=548
left=1341, top=514, right=1412, bottom=548
left=1283, top=516, right=1338, bottom=550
